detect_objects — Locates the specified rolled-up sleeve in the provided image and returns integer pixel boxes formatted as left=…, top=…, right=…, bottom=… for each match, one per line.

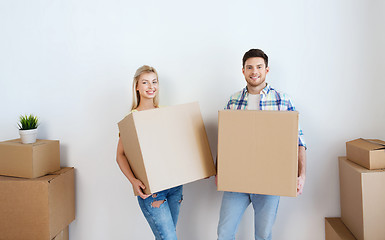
left=286, top=96, right=307, bottom=149
left=298, top=124, right=307, bottom=149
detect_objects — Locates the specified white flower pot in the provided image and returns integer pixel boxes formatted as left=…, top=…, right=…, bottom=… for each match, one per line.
left=19, top=129, right=38, bottom=144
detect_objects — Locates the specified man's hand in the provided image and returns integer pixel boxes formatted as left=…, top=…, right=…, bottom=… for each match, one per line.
left=297, top=146, right=306, bottom=195
left=297, top=175, right=305, bottom=195
left=131, top=178, right=151, bottom=199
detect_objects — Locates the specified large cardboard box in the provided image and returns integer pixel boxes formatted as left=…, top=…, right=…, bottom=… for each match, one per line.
left=339, top=157, right=385, bottom=240
left=0, top=168, right=75, bottom=240
left=52, top=226, right=69, bottom=240
left=118, top=102, right=216, bottom=195
left=346, top=138, right=385, bottom=170
left=217, top=110, right=299, bottom=197
left=0, top=139, right=60, bottom=178
left=325, top=217, right=356, bottom=240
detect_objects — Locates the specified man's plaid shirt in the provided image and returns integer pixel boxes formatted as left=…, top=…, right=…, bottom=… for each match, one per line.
left=225, top=83, right=307, bottom=148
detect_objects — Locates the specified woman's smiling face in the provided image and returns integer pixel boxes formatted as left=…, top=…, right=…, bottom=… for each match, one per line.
left=136, top=72, right=159, bottom=100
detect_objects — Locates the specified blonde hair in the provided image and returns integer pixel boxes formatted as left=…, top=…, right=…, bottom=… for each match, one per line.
left=131, top=65, right=159, bottom=110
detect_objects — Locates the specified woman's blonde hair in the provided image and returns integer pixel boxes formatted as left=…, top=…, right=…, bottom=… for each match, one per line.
left=131, top=65, right=159, bottom=110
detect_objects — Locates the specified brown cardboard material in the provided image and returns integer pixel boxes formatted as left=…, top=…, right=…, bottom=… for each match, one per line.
left=118, top=102, right=216, bottom=195
left=52, top=226, right=69, bottom=240
left=325, top=218, right=356, bottom=240
left=0, top=168, right=75, bottom=240
left=217, top=110, right=299, bottom=197
left=346, top=138, right=385, bottom=170
left=339, top=157, right=385, bottom=240
left=0, top=139, right=60, bottom=178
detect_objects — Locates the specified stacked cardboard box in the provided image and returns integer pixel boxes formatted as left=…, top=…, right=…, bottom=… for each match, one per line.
left=325, top=138, right=385, bottom=240
left=325, top=218, right=356, bottom=240
left=0, top=139, right=60, bottom=178
left=0, top=139, right=75, bottom=240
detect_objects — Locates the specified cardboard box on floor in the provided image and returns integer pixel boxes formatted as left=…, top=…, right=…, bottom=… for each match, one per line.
left=339, top=157, right=385, bottom=240
left=346, top=138, right=385, bottom=170
left=0, top=168, right=75, bottom=240
left=118, top=102, right=216, bottom=195
left=0, top=139, right=60, bottom=178
left=325, top=218, right=356, bottom=240
left=217, top=110, right=299, bottom=197
left=52, top=226, right=69, bottom=240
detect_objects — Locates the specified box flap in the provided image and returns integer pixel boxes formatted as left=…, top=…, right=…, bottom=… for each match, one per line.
left=47, top=167, right=74, bottom=182
left=348, top=138, right=385, bottom=151
left=0, top=168, right=74, bottom=183
left=363, top=138, right=385, bottom=149
left=48, top=167, right=73, bottom=176
left=0, top=139, right=56, bottom=147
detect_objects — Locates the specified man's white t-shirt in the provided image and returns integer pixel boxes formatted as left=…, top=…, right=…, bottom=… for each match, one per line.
left=247, top=94, right=261, bottom=110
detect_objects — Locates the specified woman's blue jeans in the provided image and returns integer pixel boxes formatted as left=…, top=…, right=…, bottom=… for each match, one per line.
left=217, top=192, right=280, bottom=240
left=138, top=185, right=183, bottom=240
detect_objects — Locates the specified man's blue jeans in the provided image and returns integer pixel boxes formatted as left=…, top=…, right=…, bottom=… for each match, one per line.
left=217, top=192, right=280, bottom=240
left=138, top=185, right=183, bottom=240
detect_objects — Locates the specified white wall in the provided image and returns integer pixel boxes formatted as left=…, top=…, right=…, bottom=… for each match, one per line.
left=1, top=1, right=384, bottom=239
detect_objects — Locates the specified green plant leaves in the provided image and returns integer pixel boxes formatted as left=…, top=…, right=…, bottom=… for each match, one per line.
left=18, top=114, right=39, bottom=130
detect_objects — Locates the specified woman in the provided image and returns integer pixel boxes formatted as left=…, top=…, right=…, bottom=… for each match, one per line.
left=116, top=65, right=183, bottom=240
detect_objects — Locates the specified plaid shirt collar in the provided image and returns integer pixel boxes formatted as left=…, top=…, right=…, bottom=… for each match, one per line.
left=243, top=82, right=271, bottom=96
left=233, top=83, right=271, bottom=110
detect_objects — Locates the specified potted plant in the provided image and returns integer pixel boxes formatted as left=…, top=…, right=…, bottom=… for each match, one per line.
left=18, top=114, right=39, bottom=144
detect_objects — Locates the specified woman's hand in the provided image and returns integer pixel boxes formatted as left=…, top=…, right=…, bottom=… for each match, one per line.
left=131, top=178, right=151, bottom=199
left=117, top=138, right=151, bottom=199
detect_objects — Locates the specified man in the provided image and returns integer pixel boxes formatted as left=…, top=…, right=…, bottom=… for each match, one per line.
left=217, top=49, right=307, bottom=240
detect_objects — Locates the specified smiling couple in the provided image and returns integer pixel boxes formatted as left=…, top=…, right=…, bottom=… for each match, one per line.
left=116, top=49, right=307, bottom=240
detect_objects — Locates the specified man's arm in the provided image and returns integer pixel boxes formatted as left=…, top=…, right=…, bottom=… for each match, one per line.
left=297, top=146, right=306, bottom=195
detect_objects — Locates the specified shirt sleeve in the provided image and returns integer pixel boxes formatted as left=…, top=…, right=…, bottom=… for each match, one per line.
left=286, top=95, right=307, bottom=149
left=298, top=124, right=307, bottom=149
left=225, top=96, right=232, bottom=110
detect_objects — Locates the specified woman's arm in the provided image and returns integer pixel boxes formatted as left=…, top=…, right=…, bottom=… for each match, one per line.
left=116, top=138, right=150, bottom=199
